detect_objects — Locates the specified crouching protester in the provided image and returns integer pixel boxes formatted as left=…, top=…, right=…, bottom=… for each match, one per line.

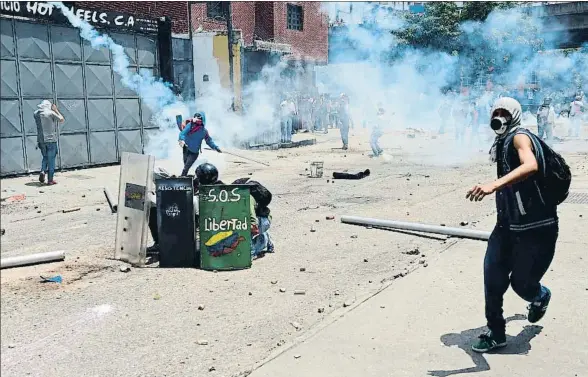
left=147, top=163, right=274, bottom=259
left=466, top=97, right=571, bottom=353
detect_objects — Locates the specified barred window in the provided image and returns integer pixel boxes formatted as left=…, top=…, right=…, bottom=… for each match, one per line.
left=287, top=4, right=303, bottom=31
left=206, top=2, right=229, bottom=20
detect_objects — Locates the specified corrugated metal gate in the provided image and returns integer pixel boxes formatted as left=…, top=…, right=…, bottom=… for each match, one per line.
left=0, top=17, right=159, bottom=176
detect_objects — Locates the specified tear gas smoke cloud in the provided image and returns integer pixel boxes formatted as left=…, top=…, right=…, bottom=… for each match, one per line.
left=320, top=2, right=587, bottom=161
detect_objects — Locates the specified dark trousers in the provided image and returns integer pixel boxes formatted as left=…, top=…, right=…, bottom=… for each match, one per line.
left=484, top=224, right=558, bottom=336
left=181, top=147, right=199, bottom=176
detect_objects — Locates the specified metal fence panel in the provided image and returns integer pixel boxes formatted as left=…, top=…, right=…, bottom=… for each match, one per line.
left=16, top=22, right=49, bottom=60
left=90, top=131, right=117, bottom=164
left=1, top=59, right=18, bottom=97
left=59, top=133, right=89, bottom=168
left=57, top=99, right=86, bottom=133
left=88, top=99, right=115, bottom=131
left=0, top=99, right=21, bottom=137
left=51, top=26, right=81, bottom=61
left=0, top=19, right=14, bottom=58
left=0, top=137, right=25, bottom=174
left=54, top=63, right=84, bottom=97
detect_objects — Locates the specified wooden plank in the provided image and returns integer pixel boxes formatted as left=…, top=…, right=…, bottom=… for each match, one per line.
left=114, top=152, right=155, bottom=266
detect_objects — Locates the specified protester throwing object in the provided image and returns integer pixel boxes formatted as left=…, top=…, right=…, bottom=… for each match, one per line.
left=34, top=100, right=65, bottom=185
left=178, top=112, right=222, bottom=176
left=466, top=96, right=571, bottom=354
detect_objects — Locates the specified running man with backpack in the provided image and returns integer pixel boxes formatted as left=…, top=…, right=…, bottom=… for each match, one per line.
left=466, top=97, right=571, bottom=353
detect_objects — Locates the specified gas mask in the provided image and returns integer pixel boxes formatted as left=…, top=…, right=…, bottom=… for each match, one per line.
left=490, top=116, right=510, bottom=135
left=488, top=97, right=522, bottom=137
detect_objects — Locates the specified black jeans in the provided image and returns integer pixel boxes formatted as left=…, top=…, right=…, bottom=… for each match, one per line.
left=484, top=224, right=558, bottom=336
left=181, top=147, right=199, bottom=176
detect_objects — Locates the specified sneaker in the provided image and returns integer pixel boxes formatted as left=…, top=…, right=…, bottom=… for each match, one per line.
left=471, top=331, right=507, bottom=353
left=47, top=180, right=57, bottom=185
left=146, top=244, right=160, bottom=255
left=39, top=172, right=45, bottom=183
left=528, top=287, right=551, bottom=323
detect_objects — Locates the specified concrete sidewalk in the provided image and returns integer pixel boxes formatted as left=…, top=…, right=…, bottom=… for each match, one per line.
left=250, top=203, right=588, bottom=377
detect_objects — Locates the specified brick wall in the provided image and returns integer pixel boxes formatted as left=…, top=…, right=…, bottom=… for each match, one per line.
left=190, top=2, right=256, bottom=45
left=191, top=2, right=328, bottom=63
left=274, top=2, right=328, bottom=64
left=74, top=1, right=190, bottom=34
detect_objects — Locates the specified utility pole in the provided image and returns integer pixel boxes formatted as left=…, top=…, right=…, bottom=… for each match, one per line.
left=226, top=2, right=235, bottom=111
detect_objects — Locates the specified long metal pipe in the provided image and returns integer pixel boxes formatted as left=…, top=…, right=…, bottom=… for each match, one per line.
left=1, top=251, right=66, bottom=269
left=341, top=216, right=491, bottom=241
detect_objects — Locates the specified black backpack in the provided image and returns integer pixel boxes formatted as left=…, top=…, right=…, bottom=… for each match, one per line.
left=232, top=178, right=272, bottom=208
left=533, top=136, right=572, bottom=206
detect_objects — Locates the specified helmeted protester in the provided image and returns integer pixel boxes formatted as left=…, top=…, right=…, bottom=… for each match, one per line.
left=178, top=112, right=222, bottom=176
left=467, top=96, right=570, bottom=354
left=536, top=96, right=556, bottom=141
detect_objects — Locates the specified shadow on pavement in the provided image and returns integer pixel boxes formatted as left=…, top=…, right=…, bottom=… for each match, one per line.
left=428, top=314, right=543, bottom=377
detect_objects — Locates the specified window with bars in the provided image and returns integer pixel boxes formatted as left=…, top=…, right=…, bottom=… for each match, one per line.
left=206, top=2, right=229, bottom=20
left=287, top=4, right=303, bottom=31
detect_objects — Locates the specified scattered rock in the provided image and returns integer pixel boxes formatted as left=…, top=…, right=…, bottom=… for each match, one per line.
left=423, top=262, right=429, bottom=268
left=198, top=305, right=206, bottom=311
left=315, top=219, right=320, bottom=222
left=197, top=340, right=209, bottom=345
left=403, top=248, right=420, bottom=256
left=62, top=207, right=81, bottom=214
left=39, top=190, right=44, bottom=193
left=119, top=265, right=131, bottom=273
left=294, top=355, right=301, bottom=359
left=209, top=366, right=216, bottom=372
left=460, top=221, right=469, bottom=226
left=294, top=290, right=306, bottom=295
left=290, top=321, right=301, bottom=330
left=363, top=258, right=368, bottom=263
left=271, top=280, right=278, bottom=284
left=248, top=292, right=252, bottom=296
left=343, top=301, right=353, bottom=308
left=8, top=344, right=15, bottom=349
left=247, top=343, right=252, bottom=346
left=1, top=229, right=5, bottom=236
left=334, top=290, right=340, bottom=296
left=96, top=208, right=100, bottom=211
left=279, top=288, right=286, bottom=293
left=299, top=267, right=306, bottom=272
left=318, top=308, right=325, bottom=313
left=380, top=305, right=386, bottom=309
left=326, top=215, right=335, bottom=220
left=310, top=228, right=316, bottom=233
left=153, top=293, right=161, bottom=300
left=82, top=194, right=86, bottom=198
left=277, top=340, right=285, bottom=347
left=350, top=235, right=358, bottom=239
left=369, top=280, right=373, bottom=283
left=440, top=223, right=446, bottom=227
left=419, top=259, right=426, bottom=265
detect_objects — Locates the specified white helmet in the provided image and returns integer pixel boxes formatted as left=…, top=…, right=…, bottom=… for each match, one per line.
left=489, top=97, right=522, bottom=136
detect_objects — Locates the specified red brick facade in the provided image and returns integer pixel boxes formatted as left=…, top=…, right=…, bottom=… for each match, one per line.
left=74, top=1, right=190, bottom=34
left=190, top=2, right=328, bottom=64
left=72, top=2, right=327, bottom=63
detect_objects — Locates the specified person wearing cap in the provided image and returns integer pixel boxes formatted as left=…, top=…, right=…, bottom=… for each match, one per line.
left=466, top=97, right=558, bottom=353
left=34, top=100, right=65, bottom=185
left=178, top=112, right=222, bottom=176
